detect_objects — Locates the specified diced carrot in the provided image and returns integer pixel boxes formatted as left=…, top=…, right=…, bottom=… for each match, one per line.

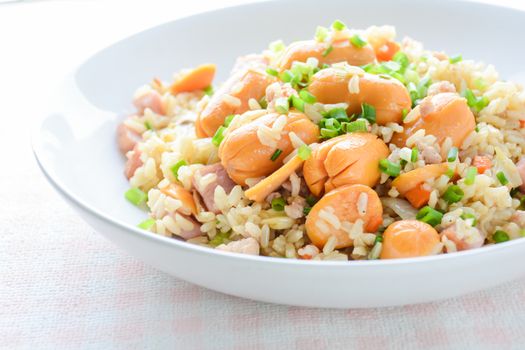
left=170, top=63, right=216, bottom=94
left=375, top=41, right=400, bottom=62
left=472, top=155, right=492, bottom=174
left=404, top=183, right=431, bottom=209
left=520, top=120, right=525, bottom=128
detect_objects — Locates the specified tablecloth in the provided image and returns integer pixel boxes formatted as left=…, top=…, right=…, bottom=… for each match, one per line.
left=2, top=1, right=525, bottom=349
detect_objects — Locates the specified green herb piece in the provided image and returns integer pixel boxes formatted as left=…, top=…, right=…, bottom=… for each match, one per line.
left=298, top=144, right=312, bottom=160
left=449, top=55, right=463, bottom=64
left=266, top=67, right=278, bottom=77
left=144, top=121, right=153, bottom=130
left=306, top=195, right=318, bottom=206
left=343, top=119, right=368, bottom=133
left=361, top=103, right=376, bottom=124
left=315, top=26, right=329, bottom=42
left=275, top=97, right=289, bottom=114
left=416, top=206, right=443, bottom=227
left=271, top=197, right=286, bottom=211
left=350, top=34, right=367, bottom=48
left=374, top=233, right=383, bottom=243
left=224, top=115, right=235, bottom=127
left=379, top=159, right=401, bottom=177
left=125, top=188, right=147, bottom=206
left=447, top=147, right=458, bottom=162
left=493, top=230, right=510, bottom=243
left=320, top=128, right=339, bottom=138
left=303, top=206, right=312, bottom=215
left=464, top=166, right=477, bottom=185
left=462, top=89, right=489, bottom=112
left=269, top=40, right=285, bottom=52
left=137, top=218, right=155, bottom=230
left=258, top=96, right=268, bottom=109
left=496, top=171, right=509, bottom=185
left=170, top=160, right=187, bottom=180
left=322, top=45, right=333, bottom=57
left=411, top=147, right=418, bottom=162
left=203, top=85, right=214, bottom=96
left=442, top=185, right=464, bottom=204
left=393, top=51, right=410, bottom=71
left=299, top=90, right=316, bottom=104
left=209, top=231, right=231, bottom=247
left=212, top=126, right=226, bottom=146
left=291, top=95, right=305, bottom=112
left=402, top=108, right=409, bottom=120
left=280, top=70, right=295, bottom=83
left=327, top=107, right=348, bottom=120
left=460, top=213, right=477, bottom=226
left=270, top=149, right=283, bottom=161
left=331, top=19, right=346, bottom=31
left=445, top=169, right=455, bottom=178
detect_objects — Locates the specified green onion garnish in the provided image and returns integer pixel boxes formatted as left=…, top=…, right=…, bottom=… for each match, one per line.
left=496, top=171, right=509, bottom=185
left=125, top=188, right=147, bottom=206
left=520, top=229, right=525, bottom=237
left=402, top=108, right=409, bottom=120
left=275, top=97, right=289, bottom=114
left=291, top=95, right=305, bottom=112
left=271, top=197, right=286, bottom=211
left=460, top=213, right=477, bottom=226
left=203, top=85, right=214, bottom=96
left=269, top=40, right=285, bottom=52
left=270, top=149, right=283, bottom=161
left=331, top=19, right=346, bottom=31
left=343, top=119, right=367, bottom=133
left=324, top=118, right=341, bottom=131
left=259, top=96, right=268, bottom=109
left=327, top=107, right=348, bottom=120
left=144, top=121, right=153, bottom=130
left=464, top=166, right=477, bottom=185
left=379, top=159, right=401, bottom=177
left=416, top=206, right=443, bottom=227
left=447, top=147, right=458, bottom=162
left=411, top=147, right=418, bottom=163
left=306, top=195, right=318, bottom=206
left=170, top=160, right=187, bottom=180
left=350, top=34, right=367, bottom=48
left=299, top=90, right=316, bottom=104
left=445, top=168, right=455, bottom=178
left=393, top=51, right=410, bottom=71
left=493, top=230, right=510, bottom=243
left=322, top=45, right=333, bottom=57
left=303, top=206, right=312, bottom=215
left=442, top=185, right=464, bottom=204
left=462, top=89, right=489, bottom=113
left=315, top=26, right=329, bottom=42
left=374, top=233, right=384, bottom=243
left=137, top=218, right=155, bottom=230
left=361, top=103, right=376, bottom=124
left=212, top=126, right=226, bottom=146
left=320, top=128, right=339, bottom=138
left=209, top=231, right=231, bottom=247
left=266, top=67, right=278, bottom=77
left=280, top=70, right=295, bottom=83
left=224, top=115, right=235, bottom=127
left=298, top=144, right=312, bottom=160
left=449, top=55, right=463, bottom=64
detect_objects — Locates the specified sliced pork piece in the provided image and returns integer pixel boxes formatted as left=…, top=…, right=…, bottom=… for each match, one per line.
left=192, top=163, right=236, bottom=213
left=117, top=122, right=142, bottom=154
left=170, top=213, right=202, bottom=240
left=124, top=145, right=143, bottom=179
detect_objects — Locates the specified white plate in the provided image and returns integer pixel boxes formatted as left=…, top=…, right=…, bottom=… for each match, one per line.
left=33, top=0, right=525, bottom=308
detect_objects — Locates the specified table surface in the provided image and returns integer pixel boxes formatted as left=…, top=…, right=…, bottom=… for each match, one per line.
left=3, top=0, right=525, bottom=349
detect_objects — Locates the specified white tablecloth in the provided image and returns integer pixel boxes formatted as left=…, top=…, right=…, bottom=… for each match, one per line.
left=3, top=1, right=525, bottom=348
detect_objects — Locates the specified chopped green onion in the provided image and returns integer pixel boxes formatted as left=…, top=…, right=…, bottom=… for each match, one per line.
left=280, top=70, right=295, bottom=83
left=275, top=97, right=289, bottom=114
left=520, top=197, right=525, bottom=210
left=258, top=96, right=268, bottom=109
left=324, top=118, right=341, bottom=131
left=209, top=231, right=231, bottom=247
left=474, top=78, right=487, bottom=90
left=496, top=171, right=509, bottom=185
left=170, top=160, right=187, bottom=180
left=320, top=128, right=339, bottom=138
left=442, top=185, right=464, bottom=204
left=374, top=233, right=383, bottom=243
left=224, top=115, right=235, bottom=127
left=416, top=206, right=443, bottom=227
left=322, top=45, right=333, bottom=57
left=379, top=159, right=401, bottom=177
left=299, top=90, right=316, bottom=104
left=327, top=107, right=348, bottom=120
left=350, top=34, right=367, bottom=48
left=271, top=197, right=286, bottom=211
left=449, top=55, right=463, bottom=64
left=343, top=119, right=367, bottom=133
left=266, top=67, right=278, bottom=77
left=462, top=89, right=489, bottom=112
left=510, top=187, right=520, bottom=196
left=137, top=218, right=155, bottom=230
left=291, top=95, right=305, bottom=112
left=361, top=103, right=376, bottom=124
left=269, top=40, right=285, bottom=52
left=411, top=147, right=418, bottom=163
left=493, top=230, right=510, bottom=243
left=305, top=195, right=318, bottom=207
left=212, top=126, right=226, bottom=146
left=203, top=85, right=214, bottom=96
left=463, top=166, right=477, bottom=186
left=520, top=229, right=525, bottom=237
left=144, top=120, right=153, bottom=130
left=315, top=26, right=329, bottom=42
left=393, top=51, right=410, bottom=71
left=460, top=213, right=477, bottom=226
left=331, top=19, right=346, bottom=31
left=303, top=206, right=312, bottom=215
left=447, top=147, right=458, bottom=162
left=298, top=144, right=312, bottom=160
left=125, top=188, right=147, bottom=206
left=445, top=169, right=455, bottom=178
left=402, top=108, right=409, bottom=120
left=270, top=149, right=283, bottom=161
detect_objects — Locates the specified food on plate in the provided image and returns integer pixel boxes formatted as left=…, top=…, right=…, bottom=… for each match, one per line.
left=118, top=20, right=525, bottom=261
